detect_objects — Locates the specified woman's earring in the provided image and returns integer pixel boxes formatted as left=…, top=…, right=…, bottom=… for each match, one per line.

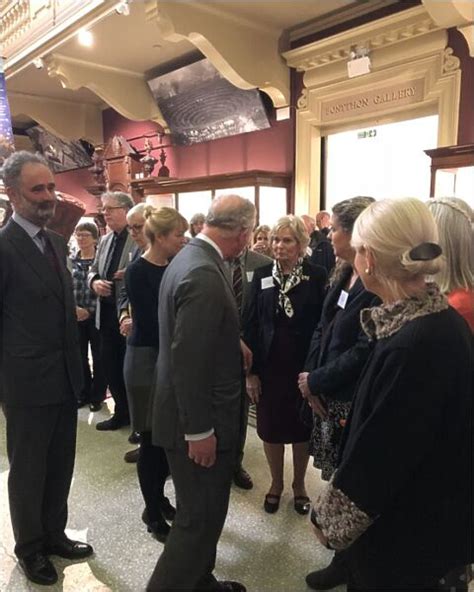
left=365, top=268, right=372, bottom=275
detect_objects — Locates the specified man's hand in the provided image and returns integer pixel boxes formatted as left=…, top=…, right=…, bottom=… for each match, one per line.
left=92, top=279, right=113, bottom=297
left=76, top=307, right=90, bottom=322
left=308, top=395, right=328, bottom=419
left=240, top=339, right=253, bottom=375
left=246, top=373, right=261, bottom=404
left=188, top=434, right=217, bottom=468
left=113, top=268, right=126, bottom=281
left=119, top=317, right=133, bottom=337
left=298, top=372, right=311, bottom=399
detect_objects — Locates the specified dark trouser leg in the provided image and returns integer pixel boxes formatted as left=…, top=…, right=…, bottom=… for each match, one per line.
left=235, top=393, right=249, bottom=469
left=100, top=324, right=128, bottom=420
left=4, top=402, right=77, bottom=558
left=87, top=319, right=107, bottom=403
left=146, top=448, right=235, bottom=592
left=77, top=320, right=92, bottom=402
left=137, top=432, right=170, bottom=522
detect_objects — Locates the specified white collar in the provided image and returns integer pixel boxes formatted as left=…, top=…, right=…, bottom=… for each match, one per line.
left=196, top=233, right=224, bottom=260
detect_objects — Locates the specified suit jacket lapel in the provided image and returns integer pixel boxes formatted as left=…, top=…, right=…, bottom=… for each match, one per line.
left=5, top=220, right=63, bottom=302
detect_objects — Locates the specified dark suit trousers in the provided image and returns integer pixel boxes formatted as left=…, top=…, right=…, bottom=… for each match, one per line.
left=99, top=306, right=129, bottom=420
left=147, top=448, right=235, bottom=592
left=78, top=317, right=107, bottom=404
left=4, top=401, right=77, bottom=558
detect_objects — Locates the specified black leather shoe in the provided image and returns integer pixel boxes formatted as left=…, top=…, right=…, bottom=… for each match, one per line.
left=294, top=495, right=311, bottom=515
left=124, top=448, right=140, bottom=463
left=19, top=552, right=58, bottom=585
left=46, top=538, right=93, bottom=560
left=216, top=581, right=247, bottom=592
left=159, top=496, right=176, bottom=521
left=263, top=493, right=281, bottom=514
left=233, top=467, right=253, bottom=490
left=305, top=555, right=348, bottom=590
left=96, top=416, right=129, bottom=431
left=89, top=402, right=102, bottom=412
left=128, top=431, right=141, bottom=444
left=77, top=399, right=88, bottom=409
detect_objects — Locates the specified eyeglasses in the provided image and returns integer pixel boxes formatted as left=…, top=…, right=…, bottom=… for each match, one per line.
left=102, top=206, right=125, bottom=213
left=127, top=224, right=144, bottom=233
left=75, top=232, right=93, bottom=239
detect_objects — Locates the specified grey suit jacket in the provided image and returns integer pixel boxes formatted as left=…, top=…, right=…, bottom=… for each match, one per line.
left=87, top=229, right=138, bottom=329
left=152, top=238, right=242, bottom=451
left=0, top=219, right=83, bottom=406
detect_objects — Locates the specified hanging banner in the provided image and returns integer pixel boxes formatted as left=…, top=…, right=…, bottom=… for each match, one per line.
left=0, top=57, right=15, bottom=163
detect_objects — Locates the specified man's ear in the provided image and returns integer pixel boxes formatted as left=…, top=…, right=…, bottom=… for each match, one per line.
left=5, top=185, right=17, bottom=204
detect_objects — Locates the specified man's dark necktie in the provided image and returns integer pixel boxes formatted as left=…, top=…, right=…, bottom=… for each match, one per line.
left=38, top=229, right=61, bottom=276
left=232, top=259, right=243, bottom=315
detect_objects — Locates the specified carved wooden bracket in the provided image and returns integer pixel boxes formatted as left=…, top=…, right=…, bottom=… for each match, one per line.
left=45, top=53, right=167, bottom=128
left=145, top=0, right=289, bottom=107
left=422, top=0, right=474, bottom=56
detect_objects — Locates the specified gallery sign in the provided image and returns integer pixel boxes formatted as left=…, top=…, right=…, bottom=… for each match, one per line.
left=0, top=57, right=15, bottom=163
left=321, top=79, right=425, bottom=123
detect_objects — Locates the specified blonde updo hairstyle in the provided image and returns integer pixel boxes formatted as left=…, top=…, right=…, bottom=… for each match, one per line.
left=271, top=215, right=309, bottom=257
left=352, top=197, right=443, bottom=294
left=144, top=205, right=188, bottom=244
left=427, top=197, right=473, bottom=294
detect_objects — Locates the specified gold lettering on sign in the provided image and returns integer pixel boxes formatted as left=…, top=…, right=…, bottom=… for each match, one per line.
left=321, top=79, right=424, bottom=123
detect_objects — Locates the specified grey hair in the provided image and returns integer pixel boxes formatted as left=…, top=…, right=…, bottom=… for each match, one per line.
left=206, top=194, right=256, bottom=231
left=1, top=150, right=50, bottom=189
left=127, top=202, right=147, bottom=219
left=101, top=191, right=134, bottom=210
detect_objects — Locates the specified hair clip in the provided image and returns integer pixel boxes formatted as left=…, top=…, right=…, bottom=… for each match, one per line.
left=408, top=242, right=442, bottom=261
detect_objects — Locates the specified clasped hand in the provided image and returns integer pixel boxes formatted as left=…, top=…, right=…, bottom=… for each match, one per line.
left=188, top=434, right=216, bottom=468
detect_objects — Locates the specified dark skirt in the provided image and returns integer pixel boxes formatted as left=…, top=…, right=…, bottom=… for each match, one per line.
left=123, top=345, right=158, bottom=433
left=257, top=316, right=311, bottom=444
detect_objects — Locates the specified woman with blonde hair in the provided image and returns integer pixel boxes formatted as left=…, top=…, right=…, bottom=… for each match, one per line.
left=245, top=215, right=327, bottom=515
left=123, top=205, right=188, bottom=542
left=310, top=198, right=472, bottom=591
left=252, top=224, right=272, bottom=258
left=427, top=197, right=473, bottom=330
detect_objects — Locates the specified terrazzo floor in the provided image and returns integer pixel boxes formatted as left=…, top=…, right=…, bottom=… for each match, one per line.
left=0, top=401, right=341, bottom=592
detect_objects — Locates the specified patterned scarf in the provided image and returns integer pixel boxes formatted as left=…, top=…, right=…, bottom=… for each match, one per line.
left=272, top=257, right=304, bottom=318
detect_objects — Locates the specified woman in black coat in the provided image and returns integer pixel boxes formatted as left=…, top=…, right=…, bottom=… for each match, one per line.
left=311, top=197, right=472, bottom=591
left=245, top=215, right=327, bottom=515
left=298, top=197, right=379, bottom=590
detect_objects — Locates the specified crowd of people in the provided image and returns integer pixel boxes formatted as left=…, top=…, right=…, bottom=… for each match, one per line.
left=0, top=149, right=472, bottom=592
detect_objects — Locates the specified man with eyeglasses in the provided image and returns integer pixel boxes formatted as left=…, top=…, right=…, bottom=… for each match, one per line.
left=88, top=191, right=138, bottom=431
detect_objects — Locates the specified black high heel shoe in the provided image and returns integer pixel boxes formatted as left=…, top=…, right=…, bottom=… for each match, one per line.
left=148, top=519, right=170, bottom=543
left=159, top=497, right=176, bottom=522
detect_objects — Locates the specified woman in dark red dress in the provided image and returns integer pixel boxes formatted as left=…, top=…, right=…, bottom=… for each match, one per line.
left=245, top=216, right=327, bottom=514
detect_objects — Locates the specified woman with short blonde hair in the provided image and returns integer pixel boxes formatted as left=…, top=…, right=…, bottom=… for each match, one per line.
left=311, top=198, right=472, bottom=591
left=427, top=197, right=473, bottom=330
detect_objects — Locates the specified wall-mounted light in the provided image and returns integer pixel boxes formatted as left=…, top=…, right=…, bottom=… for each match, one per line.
left=347, top=45, right=371, bottom=78
left=115, top=0, right=130, bottom=16
left=77, top=29, right=94, bottom=47
left=32, top=57, right=45, bottom=69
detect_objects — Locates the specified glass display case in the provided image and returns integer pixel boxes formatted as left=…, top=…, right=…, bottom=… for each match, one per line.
left=131, top=170, right=291, bottom=226
left=424, top=144, right=474, bottom=208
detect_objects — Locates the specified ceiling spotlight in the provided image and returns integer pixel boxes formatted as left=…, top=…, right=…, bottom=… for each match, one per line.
left=77, top=29, right=94, bottom=47
left=115, top=0, right=130, bottom=16
left=33, top=57, right=44, bottom=69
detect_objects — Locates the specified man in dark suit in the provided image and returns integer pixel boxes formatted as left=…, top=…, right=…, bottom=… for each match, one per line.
left=230, top=247, right=271, bottom=489
left=147, top=195, right=256, bottom=592
left=88, top=191, right=138, bottom=431
left=0, top=151, right=93, bottom=586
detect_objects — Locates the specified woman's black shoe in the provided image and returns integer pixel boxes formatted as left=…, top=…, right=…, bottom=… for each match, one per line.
left=159, top=497, right=176, bottom=521
left=294, top=495, right=311, bottom=515
left=89, top=402, right=102, bottom=412
left=148, top=519, right=170, bottom=543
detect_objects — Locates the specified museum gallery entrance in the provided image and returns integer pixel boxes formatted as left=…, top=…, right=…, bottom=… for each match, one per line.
left=323, top=114, right=439, bottom=210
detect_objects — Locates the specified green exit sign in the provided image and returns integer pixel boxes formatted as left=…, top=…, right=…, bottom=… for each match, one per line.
left=358, top=129, right=377, bottom=139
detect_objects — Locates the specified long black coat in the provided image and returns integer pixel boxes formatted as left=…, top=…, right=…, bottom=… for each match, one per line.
left=244, top=259, right=327, bottom=376
left=332, top=307, right=472, bottom=587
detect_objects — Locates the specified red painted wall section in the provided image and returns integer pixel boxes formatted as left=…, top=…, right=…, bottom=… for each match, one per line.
left=55, top=167, right=98, bottom=214
left=448, top=28, right=474, bottom=145
left=102, top=108, right=294, bottom=178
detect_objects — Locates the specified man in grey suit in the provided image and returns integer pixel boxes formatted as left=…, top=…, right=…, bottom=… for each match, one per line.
left=230, top=247, right=272, bottom=490
left=88, top=191, right=138, bottom=431
left=147, top=195, right=256, bottom=592
left=0, top=151, right=93, bottom=586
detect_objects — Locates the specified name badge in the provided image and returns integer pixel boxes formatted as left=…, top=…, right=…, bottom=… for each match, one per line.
left=261, top=276, right=273, bottom=290
left=337, top=290, right=349, bottom=309
left=246, top=271, right=254, bottom=283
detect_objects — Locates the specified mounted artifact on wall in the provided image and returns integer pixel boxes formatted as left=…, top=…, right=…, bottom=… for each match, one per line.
left=102, top=135, right=142, bottom=195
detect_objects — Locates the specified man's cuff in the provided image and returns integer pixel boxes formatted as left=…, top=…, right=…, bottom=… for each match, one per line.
left=185, top=428, right=214, bottom=441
